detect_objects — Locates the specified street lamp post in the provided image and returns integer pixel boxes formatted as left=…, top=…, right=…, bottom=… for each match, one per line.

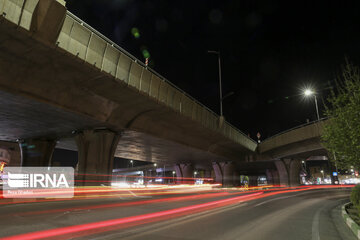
left=304, top=89, right=320, bottom=121
left=194, top=171, right=198, bottom=184
left=301, top=160, right=306, bottom=170
left=208, top=50, right=223, bottom=117
left=130, top=160, right=133, bottom=168
left=320, top=170, right=324, bottom=182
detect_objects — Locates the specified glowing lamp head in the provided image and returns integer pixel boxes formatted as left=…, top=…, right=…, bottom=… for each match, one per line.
left=304, top=89, right=314, bottom=96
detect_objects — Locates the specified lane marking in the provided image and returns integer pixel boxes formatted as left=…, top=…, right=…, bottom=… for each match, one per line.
left=95, top=202, right=249, bottom=240
left=312, top=206, right=321, bottom=240
left=254, top=192, right=310, bottom=207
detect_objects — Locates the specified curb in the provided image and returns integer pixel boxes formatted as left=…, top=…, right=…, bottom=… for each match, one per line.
left=342, top=203, right=360, bottom=239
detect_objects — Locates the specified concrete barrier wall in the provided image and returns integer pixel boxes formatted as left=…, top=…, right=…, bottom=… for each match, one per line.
left=0, top=1, right=257, bottom=152
left=0, top=0, right=39, bottom=29
left=259, top=120, right=327, bottom=153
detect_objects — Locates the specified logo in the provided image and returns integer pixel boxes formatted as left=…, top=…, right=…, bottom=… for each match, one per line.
left=7, top=172, right=69, bottom=188
left=2, top=167, right=74, bottom=198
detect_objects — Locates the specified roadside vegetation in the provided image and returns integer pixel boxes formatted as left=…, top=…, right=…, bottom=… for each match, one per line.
left=322, top=62, right=360, bottom=169
left=349, top=185, right=360, bottom=225
left=322, top=62, right=360, bottom=221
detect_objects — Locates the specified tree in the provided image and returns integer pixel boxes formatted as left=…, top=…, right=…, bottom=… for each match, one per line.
left=321, top=62, right=360, bottom=169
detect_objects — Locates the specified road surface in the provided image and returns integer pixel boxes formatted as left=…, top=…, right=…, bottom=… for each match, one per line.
left=0, top=186, right=356, bottom=240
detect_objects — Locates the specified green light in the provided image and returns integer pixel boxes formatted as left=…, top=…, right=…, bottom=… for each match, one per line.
left=284, top=96, right=289, bottom=99
left=142, top=49, right=150, bottom=59
left=131, top=28, right=140, bottom=39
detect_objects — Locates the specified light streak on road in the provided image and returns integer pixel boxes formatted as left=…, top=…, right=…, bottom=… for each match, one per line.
left=0, top=192, right=265, bottom=240
left=12, top=192, right=232, bottom=217
left=1, top=185, right=353, bottom=239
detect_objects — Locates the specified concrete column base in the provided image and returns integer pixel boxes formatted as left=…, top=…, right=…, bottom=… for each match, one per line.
left=212, top=162, right=236, bottom=187
left=0, top=141, right=21, bottom=166
left=174, top=163, right=193, bottom=184
left=75, top=129, right=120, bottom=186
left=19, top=139, right=56, bottom=166
left=265, top=169, right=273, bottom=185
left=274, top=159, right=302, bottom=187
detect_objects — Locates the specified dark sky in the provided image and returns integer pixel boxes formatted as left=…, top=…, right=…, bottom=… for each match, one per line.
left=66, top=0, right=360, bottom=140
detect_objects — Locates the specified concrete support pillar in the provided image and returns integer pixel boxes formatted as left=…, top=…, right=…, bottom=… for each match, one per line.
left=212, top=162, right=236, bottom=187
left=75, top=129, right=120, bottom=185
left=265, top=169, right=273, bottom=185
left=19, top=139, right=56, bottom=166
left=289, top=160, right=302, bottom=186
left=274, top=159, right=302, bottom=187
left=271, top=169, right=280, bottom=186
left=174, top=163, right=193, bottom=184
left=0, top=141, right=21, bottom=166
left=274, top=160, right=289, bottom=187
left=248, top=176, right=258, bottom=187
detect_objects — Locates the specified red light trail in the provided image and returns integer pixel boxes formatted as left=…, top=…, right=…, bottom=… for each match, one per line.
left=1, top=185, right=352, bottom=240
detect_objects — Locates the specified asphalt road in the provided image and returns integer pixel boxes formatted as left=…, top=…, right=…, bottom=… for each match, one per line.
left=0, top=187, right=356, bottom=240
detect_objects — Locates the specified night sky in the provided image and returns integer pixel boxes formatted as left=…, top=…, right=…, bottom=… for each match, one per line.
left=66, top=0, right=360, bottom=140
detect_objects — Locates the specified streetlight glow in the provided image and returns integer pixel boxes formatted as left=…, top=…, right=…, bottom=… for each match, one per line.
left=304, top=89, right=314, bottom=96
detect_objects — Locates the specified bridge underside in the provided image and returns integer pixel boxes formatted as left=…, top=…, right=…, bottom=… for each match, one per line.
left=0, top=89, right=228, bottom=168
left=57, top=130, right=228, bottom=168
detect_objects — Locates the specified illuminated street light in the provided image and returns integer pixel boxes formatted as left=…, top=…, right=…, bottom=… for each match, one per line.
left=153, top=163, right=157, bottom=167
left=172, top=171, right=175, bottom=183
left=320, top=169, right=324, bottom=181
left=130, top=160, right=133, bottom=168
left=301, top=160, right=306, bottom=170
left=304, top=89, right=313, bottom=96
left=303, top=89, right=320, bottom=121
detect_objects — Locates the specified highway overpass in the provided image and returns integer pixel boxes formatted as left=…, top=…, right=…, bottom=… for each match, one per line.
left=255, top=119, right=329, bottom=186
left=0, top=0, right=333, bottom=187
left=0, top=0, right=257, bottom=184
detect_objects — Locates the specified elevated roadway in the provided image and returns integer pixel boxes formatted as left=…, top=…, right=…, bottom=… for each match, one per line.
left=0, top=0, right=256, bottom=179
